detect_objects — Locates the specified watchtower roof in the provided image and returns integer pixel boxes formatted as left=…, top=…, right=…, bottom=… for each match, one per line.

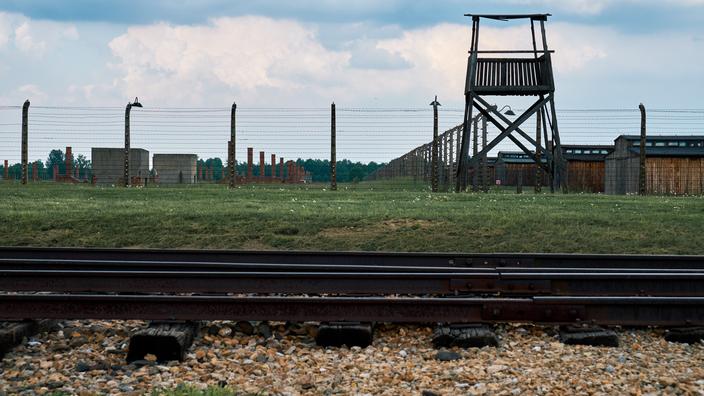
left=464, top=14, right=551, bottom=21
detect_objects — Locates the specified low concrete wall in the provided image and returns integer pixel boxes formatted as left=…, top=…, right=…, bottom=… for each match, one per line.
left=92, top=148, right=149, bottom=186
left=153, top=154, right=198, bottom=184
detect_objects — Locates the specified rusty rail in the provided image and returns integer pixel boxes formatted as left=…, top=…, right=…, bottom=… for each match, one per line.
left=1, top=269, right=704, bottom=296
left=1, top=246, right=704, bottom=269
left=1, top=294, right=703, bottom=326
left=1, top=247, right=703, bottom=326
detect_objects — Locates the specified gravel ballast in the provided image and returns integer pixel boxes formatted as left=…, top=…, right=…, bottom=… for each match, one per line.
left=1, top=321, right=704, bottom=395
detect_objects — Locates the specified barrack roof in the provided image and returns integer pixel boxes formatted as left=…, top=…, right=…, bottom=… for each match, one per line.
left=464, top=14, right=551, bottom=21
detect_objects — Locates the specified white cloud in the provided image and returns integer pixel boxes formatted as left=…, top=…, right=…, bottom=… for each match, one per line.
left=499, top=0, right=703, bottom=15
left=108, top=17, right=350, bottom=104
left=0, top=13, right=14, bottom=48
left=0, top=12, right=79, bottom=57
left=18, top=84, right=48, bottom=102
left=15, top=21, right=47, bottom=54
left=105, top=15, right=703, bottom=108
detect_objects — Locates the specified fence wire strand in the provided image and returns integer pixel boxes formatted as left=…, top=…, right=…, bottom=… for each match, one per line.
left=0, top=106, right=702, bottom=193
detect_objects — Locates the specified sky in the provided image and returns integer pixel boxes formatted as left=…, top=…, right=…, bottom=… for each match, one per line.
left=0, top=0, right=702, bottom=164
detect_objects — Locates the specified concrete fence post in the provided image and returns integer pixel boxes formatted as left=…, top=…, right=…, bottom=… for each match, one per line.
left=448, top=130, right=454, bottom=188
left=32, top=162, right=38, bottom=182
left=638, top=103, right=647, bottom=195
left=517, top=170, right=523, bottom=194
left=330, top=102, right=337, bottom=190
left=430, top=96, right=440, bottom=192
left=21, top=100, right=29, bottom=185
left=471, top=116, right=479, bottom=192
left=229, top=102, right=236, bottom=188
left=124, top=103, right=131, bottom=187
left=3, top=160, right=8, bottom=181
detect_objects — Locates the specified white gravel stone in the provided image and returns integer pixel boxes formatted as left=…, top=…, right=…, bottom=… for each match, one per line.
left=1, top=321, right=704, bottom=395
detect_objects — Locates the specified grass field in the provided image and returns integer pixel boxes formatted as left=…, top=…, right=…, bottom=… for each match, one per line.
left=0, top=182, right=702, bottom=254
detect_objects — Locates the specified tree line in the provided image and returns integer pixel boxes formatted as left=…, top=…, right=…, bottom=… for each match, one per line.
left=2, top=149, right=384, bottom=183
left=196, top=158, right=383, bottom=183
left=0, top=149, right=92, bottom=180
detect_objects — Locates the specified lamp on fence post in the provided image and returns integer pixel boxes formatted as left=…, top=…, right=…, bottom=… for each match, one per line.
left=496, top=105, right=515, bottom=116
left=124, top=97, right=142, bottom=187
left=430, top=96, right=441, bottom=192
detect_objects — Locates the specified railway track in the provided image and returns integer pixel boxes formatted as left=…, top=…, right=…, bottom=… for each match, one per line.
left=1, top=269, right=703, bottom=296
left=3, top=246, right=704, bottom=269
left=0, top=247, right=703, bottom=326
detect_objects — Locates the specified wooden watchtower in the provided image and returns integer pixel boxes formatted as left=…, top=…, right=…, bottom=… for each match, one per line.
left=456, top=14, right=566, bottom=192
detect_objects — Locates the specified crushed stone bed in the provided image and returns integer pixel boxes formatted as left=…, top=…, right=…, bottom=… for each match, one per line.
left=1, top=321, right=704, bottom=395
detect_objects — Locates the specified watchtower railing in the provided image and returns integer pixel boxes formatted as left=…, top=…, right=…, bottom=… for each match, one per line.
left=469, top=54, right=554, bottom=96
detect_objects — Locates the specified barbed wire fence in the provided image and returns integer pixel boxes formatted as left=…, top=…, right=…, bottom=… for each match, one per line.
left=0, top=102, right=702, bottom=194
left=368, top=107, right=704, bottom=194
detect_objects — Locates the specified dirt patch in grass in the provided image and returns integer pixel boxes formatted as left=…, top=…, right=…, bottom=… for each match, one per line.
left=380, top=219, right=435, bottom=230
left=319, top=219, right=441, bottom=239
left=241, top=239, right=274, bottom=250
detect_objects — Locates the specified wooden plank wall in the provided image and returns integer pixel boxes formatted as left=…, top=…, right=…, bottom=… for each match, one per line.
left=647, top=158, right=704, bottom=195
left=496, top=164, right=550, bottom=186
left=567, top=161, right=605, bottom=193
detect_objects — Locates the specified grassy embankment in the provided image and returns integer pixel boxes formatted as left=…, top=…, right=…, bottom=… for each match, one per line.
left=0, top=182, right=702, bottom=254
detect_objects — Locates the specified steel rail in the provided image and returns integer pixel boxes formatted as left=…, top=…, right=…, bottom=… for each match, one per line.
left=2, top=246, right=704, bottom=269
left=1, top=294, right=703, bottom=326
left=4, top=258, right=704, bottom=274
left=3, top=269, right=704, bottom=296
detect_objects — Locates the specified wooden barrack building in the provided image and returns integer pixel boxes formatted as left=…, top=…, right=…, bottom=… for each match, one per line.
left=605, top=135, right=704, bottom=195
left=562, top=145, right=613, bottom=193
left=495, top=151, right=549, bottom=187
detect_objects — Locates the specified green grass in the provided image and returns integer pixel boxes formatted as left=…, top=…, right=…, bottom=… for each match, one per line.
left=0, top=182, right=703, bottom=254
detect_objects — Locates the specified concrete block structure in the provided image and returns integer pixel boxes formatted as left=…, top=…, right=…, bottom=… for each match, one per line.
left=92, top=148, right=149, bottom=186
left=153, top=154, right=198, bottom=184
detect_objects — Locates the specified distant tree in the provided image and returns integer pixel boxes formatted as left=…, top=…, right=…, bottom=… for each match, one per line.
left=197, top=157, right=225, bottom=181
left=45, top=149, right=65, bottom=179
left=292, top=158, right=385, bottom=183
left=75, top=154, right=91, bottom=178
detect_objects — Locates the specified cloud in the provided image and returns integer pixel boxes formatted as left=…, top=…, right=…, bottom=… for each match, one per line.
left=15, top=21, right=46, bottom=54
left=108, top=16, right=350, bottom=104
left=18, top=83, right=47, bottom=101
left=498, top=0, right=704, bottom=16
left=0, top=12, right=78, bottom=57
left=347, top=40, right=411, bottom=70
left=108, top=15, right=695, bottom=107
left=66, top=13, right=704, bottom=110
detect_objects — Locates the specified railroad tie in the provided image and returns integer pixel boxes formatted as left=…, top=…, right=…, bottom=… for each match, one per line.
left=0, top=320, right=58, bottom=359
left=664, top=327, right=704, bottom=344
left=432, top=324, right=499, bottom=348
left=127, top=321, right=200, bottom=363
left=559, top=325, right=619, bottom=347
left=316, top=322, right=374, bottom=348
